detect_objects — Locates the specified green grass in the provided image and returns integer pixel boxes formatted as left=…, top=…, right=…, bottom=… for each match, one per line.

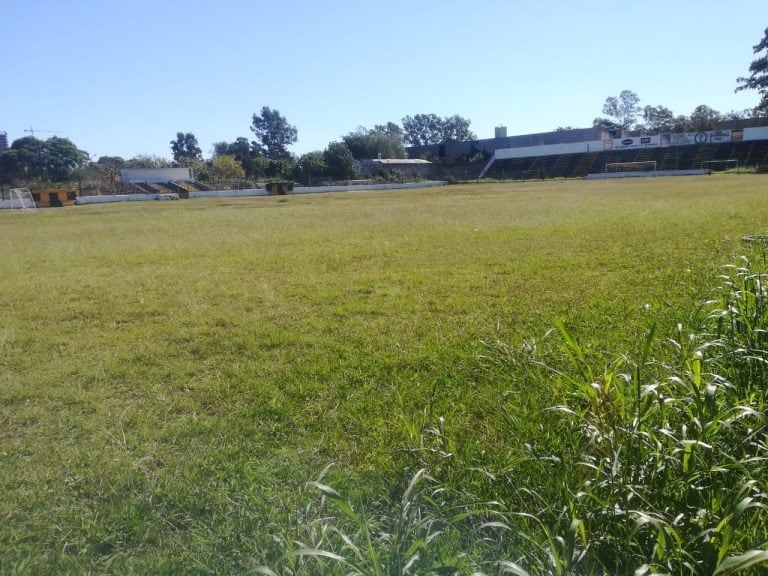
left=1, top=175, right=768, bottom=573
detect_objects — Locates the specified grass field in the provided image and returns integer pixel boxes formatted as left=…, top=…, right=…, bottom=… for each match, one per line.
left=2, top=175, right=768, bottom=573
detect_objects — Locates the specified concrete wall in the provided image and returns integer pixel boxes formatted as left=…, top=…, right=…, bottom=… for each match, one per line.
left=495, top=140, right=605, bottom=160
left=120, top=168, right=193, bottom=183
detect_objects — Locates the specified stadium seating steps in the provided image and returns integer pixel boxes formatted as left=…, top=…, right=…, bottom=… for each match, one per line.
left=483, top=141, right=768, bottom=180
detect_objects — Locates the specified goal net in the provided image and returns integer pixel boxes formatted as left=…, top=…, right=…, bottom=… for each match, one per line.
left=702, top=159, right=738, bottom=172
left=521, top=169, right=541, bottom=180
left=605, top=161, right=657, bottom=173
left=8, top=188, right=37, bottom=211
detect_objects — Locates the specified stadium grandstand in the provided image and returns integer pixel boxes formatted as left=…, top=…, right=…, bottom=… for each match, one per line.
left=406, top=119, right=768, bottom=180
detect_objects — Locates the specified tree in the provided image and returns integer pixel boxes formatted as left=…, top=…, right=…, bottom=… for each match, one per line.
left=402, top=114, right=475, bottom=146
left=125, top=155, right=174, bottom=169
left=0, top=135, right=88, bottom=183
left=342, top=126, right=405, bottom=159
left=592, top=117, right=620, bottom=133
left=95, top=156, right=126, bottom=193
left=736, top=27, right=768, bottom=114
left=294, top=151, right=327, bottom=184
left=323, top=142, right=356, bottom=180
left=641, top=105, right=676, bottom=132
left=170, top=132, right=202, bottom=163
left=441, top=115, right=476, bottom=142
left=688, top=104, right=722, bottom=131
left=373, top=122, right=404, bottom=141
left=251, top=107, right=297, bottom=160
left=601, top=90, right=641, bottom=130
left=402, top=114, right=444, bottom=146
left=213, top=137, right=251, bottom=165
left=210, top=155, right=245, bottom=181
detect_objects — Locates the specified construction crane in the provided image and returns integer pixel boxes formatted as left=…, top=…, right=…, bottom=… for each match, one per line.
left=24, top=126, right=64, bottom=137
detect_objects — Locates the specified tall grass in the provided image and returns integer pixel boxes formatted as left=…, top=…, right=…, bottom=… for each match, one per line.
left=260, top=253, right=768, bottom=575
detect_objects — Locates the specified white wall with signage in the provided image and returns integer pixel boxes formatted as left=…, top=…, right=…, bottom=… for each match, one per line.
left=611, top=135, right=662, bottom=150
left=669, top=130, right=732, bottom=146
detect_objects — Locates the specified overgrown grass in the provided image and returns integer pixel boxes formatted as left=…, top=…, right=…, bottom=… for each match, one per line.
left=1, top=176, right=768, bottom=573
left=258, top=253, right=768, bottom=576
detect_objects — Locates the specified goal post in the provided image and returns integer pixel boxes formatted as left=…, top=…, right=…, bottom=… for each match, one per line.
left=605, top=161, right=657, bottom=173
left=8, top=188, right=37, bottom=211
left=702, top=159, right=739, bottom=172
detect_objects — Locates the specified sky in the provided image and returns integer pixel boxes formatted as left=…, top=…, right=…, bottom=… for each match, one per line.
left=2, top=0, right=766, bottom=161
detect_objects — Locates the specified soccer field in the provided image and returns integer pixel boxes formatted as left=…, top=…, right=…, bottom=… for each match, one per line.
left=1, top=175, right=768, bottom=572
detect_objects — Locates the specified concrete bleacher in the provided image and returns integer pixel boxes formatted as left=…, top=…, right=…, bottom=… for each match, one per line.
left=482, top=140, right=768, bottom=180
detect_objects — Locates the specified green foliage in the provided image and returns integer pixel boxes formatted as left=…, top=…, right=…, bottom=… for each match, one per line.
left=736, top=27, right=768, bottom=114
left=294, top=151, right=327, bottom=184
left=323, top=141, right=356, bottom=179
left=602, top=90, right=641, bottom=130
left=124, top=154, right=174, bottom=169
left=210, top=155, right=245, bottom=181
left=0, top=135, right=88, bottom=184
left=642, top=105, right=676, bottom=132
left=402, top=114, right=476, bottom=146
left=170, top=132, right=202, bottom=163
left=342, top=126, right=405, bottom=160
left=689, top=104, right=723, bottom=131
left=251, top=106, right=298, bottom=160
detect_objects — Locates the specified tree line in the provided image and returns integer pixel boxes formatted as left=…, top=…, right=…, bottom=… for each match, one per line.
left=2, top=27, right=766, bottom=189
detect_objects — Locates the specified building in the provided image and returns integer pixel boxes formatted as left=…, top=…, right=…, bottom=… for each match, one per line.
left=406, top=126, right=608, bottom=160
left=0, top=131, right=8, bottom=152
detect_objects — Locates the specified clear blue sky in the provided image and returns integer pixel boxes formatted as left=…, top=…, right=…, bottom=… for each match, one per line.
left=2, top=0, right=766, bottom=160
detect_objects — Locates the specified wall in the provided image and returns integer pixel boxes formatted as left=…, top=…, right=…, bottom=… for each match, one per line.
left=120, top=168, right=193, bottom=183
left=495, top=140, right=605, bottom=160
left=744, top=127, right=768, bottom=141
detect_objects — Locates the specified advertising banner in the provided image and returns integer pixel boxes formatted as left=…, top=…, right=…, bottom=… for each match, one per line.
left=669, top=130, right=732, bottom=146
left=612, top=135, right=662, bottom=150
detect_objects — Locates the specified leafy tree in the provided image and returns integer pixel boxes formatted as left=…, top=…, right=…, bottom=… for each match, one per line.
left=671, top=115, right=693, bottom=133
left=441, top=115, right=476, bottom=142
left=97, top=155, right=126, bottom=168
left=213, top=137, right=251, bottom=165
left=641, top=105, right=676, bottom=132
left=125, top=155, right=174, bottom=169
left=211, top=155, right=245, bottom=181
left=592, top=117, right=620, bottom=132
left=323, top=142, right=356, bottom=180
left=402, top=114, right=444, bottom=146
left=342, top=126, right=405, bottom=159
left=0, top=135, right=88, bottom=183
left=402, top=114, right=475, bottom=146
left=601, top=90, right=641, bottom=130
left=373, top=122, right=404, bottom=141
left=736, top=27, right=768, bottom=114
left=722, top=109, right=753, bottom=121
left=170, top=132, right=202, bottom=163
left=688, top=104, right=722, bottom=131
left=294, top=151, right=327, bottom=184
left=251, top=107, right=297, bottom=160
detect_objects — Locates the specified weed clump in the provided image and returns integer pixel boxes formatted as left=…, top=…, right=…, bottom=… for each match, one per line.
left=260, top=256, right=768, bottom=575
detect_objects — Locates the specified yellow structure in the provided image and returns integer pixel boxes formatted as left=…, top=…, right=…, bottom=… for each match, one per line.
left=32, top=188, right=77, bottom=207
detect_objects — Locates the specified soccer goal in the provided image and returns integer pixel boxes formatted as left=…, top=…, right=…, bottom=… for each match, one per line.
left=702, top=159, right=739, bottom=172
left=521, top=169, right=541, bottom=180
left=8, top=188, right=37, bottom=211
left=605, top=161, right=657, bottom=174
